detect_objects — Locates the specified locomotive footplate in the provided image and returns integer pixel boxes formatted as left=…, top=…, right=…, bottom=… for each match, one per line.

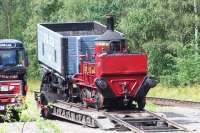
left=34, top=91, right=190, bottom=132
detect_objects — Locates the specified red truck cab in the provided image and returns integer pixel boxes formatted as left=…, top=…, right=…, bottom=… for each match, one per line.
left=0, top=39, right=28, bottom=120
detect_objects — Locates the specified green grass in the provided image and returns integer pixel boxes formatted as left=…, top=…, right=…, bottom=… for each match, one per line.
left=1, top=80, right=198, bottom=133
left=36, top=118, right=62, bottom=133
left=19, top=80, right=41, bottom=122
left=148, top=84, right=200, bottom=101
left=27, top=80, right=41, bottom=92
left=146, top=84, right=200, bottom=111
left=0, top=123, right=7, bottom=133
left=19, top=80, right=62, bottom=133
left=20, top=92, right=40, bottom=122
left=145, top=103, right=159, bottom=112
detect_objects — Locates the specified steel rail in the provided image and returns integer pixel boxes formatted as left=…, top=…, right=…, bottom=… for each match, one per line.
left=104, top=112, right=144, bottom=133
left=145, top=110, right=191, bottom=132
left=146, top=97, right=200, bottom=107
left=105, top=110, right=190, bottom=133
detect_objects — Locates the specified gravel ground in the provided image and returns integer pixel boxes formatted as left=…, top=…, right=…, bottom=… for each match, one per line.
left=0, top=120, right=124, bottom=133
left=158, top=106, right=200, bottom=132
left=0, top=106, right=200, bottom=133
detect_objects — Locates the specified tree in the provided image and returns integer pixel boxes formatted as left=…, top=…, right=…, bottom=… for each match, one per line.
left=0, top=0, right=199, bottom=85
left=0, top=0, right=31, bottom=39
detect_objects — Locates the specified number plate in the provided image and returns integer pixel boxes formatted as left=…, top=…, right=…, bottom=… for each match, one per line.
left=0, top=86, right=8, bottom=91
left=0, top=105, right=5, bottom=110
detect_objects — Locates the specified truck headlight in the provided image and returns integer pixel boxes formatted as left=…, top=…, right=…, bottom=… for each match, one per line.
left=95, top=78, right=107, bottom=89
left=9, top=86, right=15, bottom=90
left=0, top=86, right=9, bottom=91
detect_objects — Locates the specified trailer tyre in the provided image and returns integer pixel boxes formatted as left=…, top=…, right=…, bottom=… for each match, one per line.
left=41, top=107, right=51, bottom=119
left=11, top=110, right=20, bottom=121
left=137, top=97, right=146, bottom=111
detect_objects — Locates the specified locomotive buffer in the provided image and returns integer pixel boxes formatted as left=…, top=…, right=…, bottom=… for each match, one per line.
left=35, top=91, right=190, bottom=133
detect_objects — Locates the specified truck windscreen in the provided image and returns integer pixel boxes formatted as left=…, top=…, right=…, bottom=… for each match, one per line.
left=0, top=50, right=23, bottom=67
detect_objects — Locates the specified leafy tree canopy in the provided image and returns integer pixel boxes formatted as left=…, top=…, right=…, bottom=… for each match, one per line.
left=0, top=0, right=199, bottom=86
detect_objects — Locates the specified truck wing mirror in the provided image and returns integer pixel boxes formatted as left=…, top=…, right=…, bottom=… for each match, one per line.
left=24, top=52, right=29, bottom=67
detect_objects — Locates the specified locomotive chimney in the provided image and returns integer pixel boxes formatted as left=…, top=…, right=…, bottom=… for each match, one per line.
left=106, top=16, right=114, bottom=31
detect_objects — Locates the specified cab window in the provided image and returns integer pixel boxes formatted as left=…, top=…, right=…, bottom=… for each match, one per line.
left=109, top=40, right=127, bottom=53
left=17, top=50, right=24, bottom=65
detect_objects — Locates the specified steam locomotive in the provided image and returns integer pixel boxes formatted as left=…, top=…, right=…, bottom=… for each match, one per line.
left=37, top=16, right=156, bottom=114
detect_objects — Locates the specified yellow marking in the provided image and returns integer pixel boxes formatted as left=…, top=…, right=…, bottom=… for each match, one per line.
left=91, top=66, right=95, bottom=74
left=84, top=65, right=87, bottom=73
left=96, top=42, right=109, bottom=46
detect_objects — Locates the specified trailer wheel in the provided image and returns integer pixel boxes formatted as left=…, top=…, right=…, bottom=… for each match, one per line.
left=137, top=97, right=146, bottom=111
left=40, top=93, right=48, bottom=105
left=41, top=107, right=51, bottom=119
left=10, top=110, right=20, bottom=121
left=80, top=88, right=90, bottom=107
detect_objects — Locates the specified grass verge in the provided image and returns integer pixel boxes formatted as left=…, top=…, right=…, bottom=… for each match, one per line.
left=19, top=80, right=62, bottom=133
left=146, top=84, right=200, bottom=111
left=0, top=123, right=7, bottom=133
left=36, top=118, right=62, bottom=133
left=148, top=84, right=200, bottom=101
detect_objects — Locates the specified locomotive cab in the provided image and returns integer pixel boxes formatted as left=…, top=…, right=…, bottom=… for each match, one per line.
left=95, top=39, right=127, bottom=55
left=109, top=40, right=127, bottom=53
left=95, top=16, right=127, bottom=56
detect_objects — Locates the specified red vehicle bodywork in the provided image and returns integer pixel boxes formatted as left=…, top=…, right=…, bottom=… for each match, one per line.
left=96, top=54, right=147, bottom=76
left=74, top=53, right=148, bottom=96
left=0, top=80, right=24, bottom=105
left=96, top=54, right=147, bottom=97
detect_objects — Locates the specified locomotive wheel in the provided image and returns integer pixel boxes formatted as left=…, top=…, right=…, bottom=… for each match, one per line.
left=80, top=88, right=90, bottom=107
left=94, top=90, right=104, bottom=109
left=137, top=97, right=146, bottom=110
left=40, top=93, right=51, bottom=119
left=80, top=88, right=104, bottom=109
left=65, top=87, right=72, bottom=102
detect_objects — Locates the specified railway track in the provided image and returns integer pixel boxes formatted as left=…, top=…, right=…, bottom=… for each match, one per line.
left=105, top=110, right=190, bottom=132
left=146, top=97, right=200, bottom=107
left=35, top=91, right=190, bottom=133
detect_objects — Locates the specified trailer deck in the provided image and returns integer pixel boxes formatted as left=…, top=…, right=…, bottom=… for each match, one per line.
left=34, top=91, right=190, bottom=133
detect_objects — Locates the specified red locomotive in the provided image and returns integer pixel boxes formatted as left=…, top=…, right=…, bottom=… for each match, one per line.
left=36, top=16, right=156, bottom=116
left=73, top=17, right=156, bottom=109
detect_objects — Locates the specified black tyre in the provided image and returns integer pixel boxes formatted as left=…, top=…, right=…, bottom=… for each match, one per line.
left=94, top=90, right=104, bottom=109
left=80, top=88, right=90, bottom=107
left=40, top=93, right=48, bottom=105
left=137, top=98, right=146, bottom=110
left=41, top=107, right=52, bottom=119
left=10, top=110, right=20, bottom=121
